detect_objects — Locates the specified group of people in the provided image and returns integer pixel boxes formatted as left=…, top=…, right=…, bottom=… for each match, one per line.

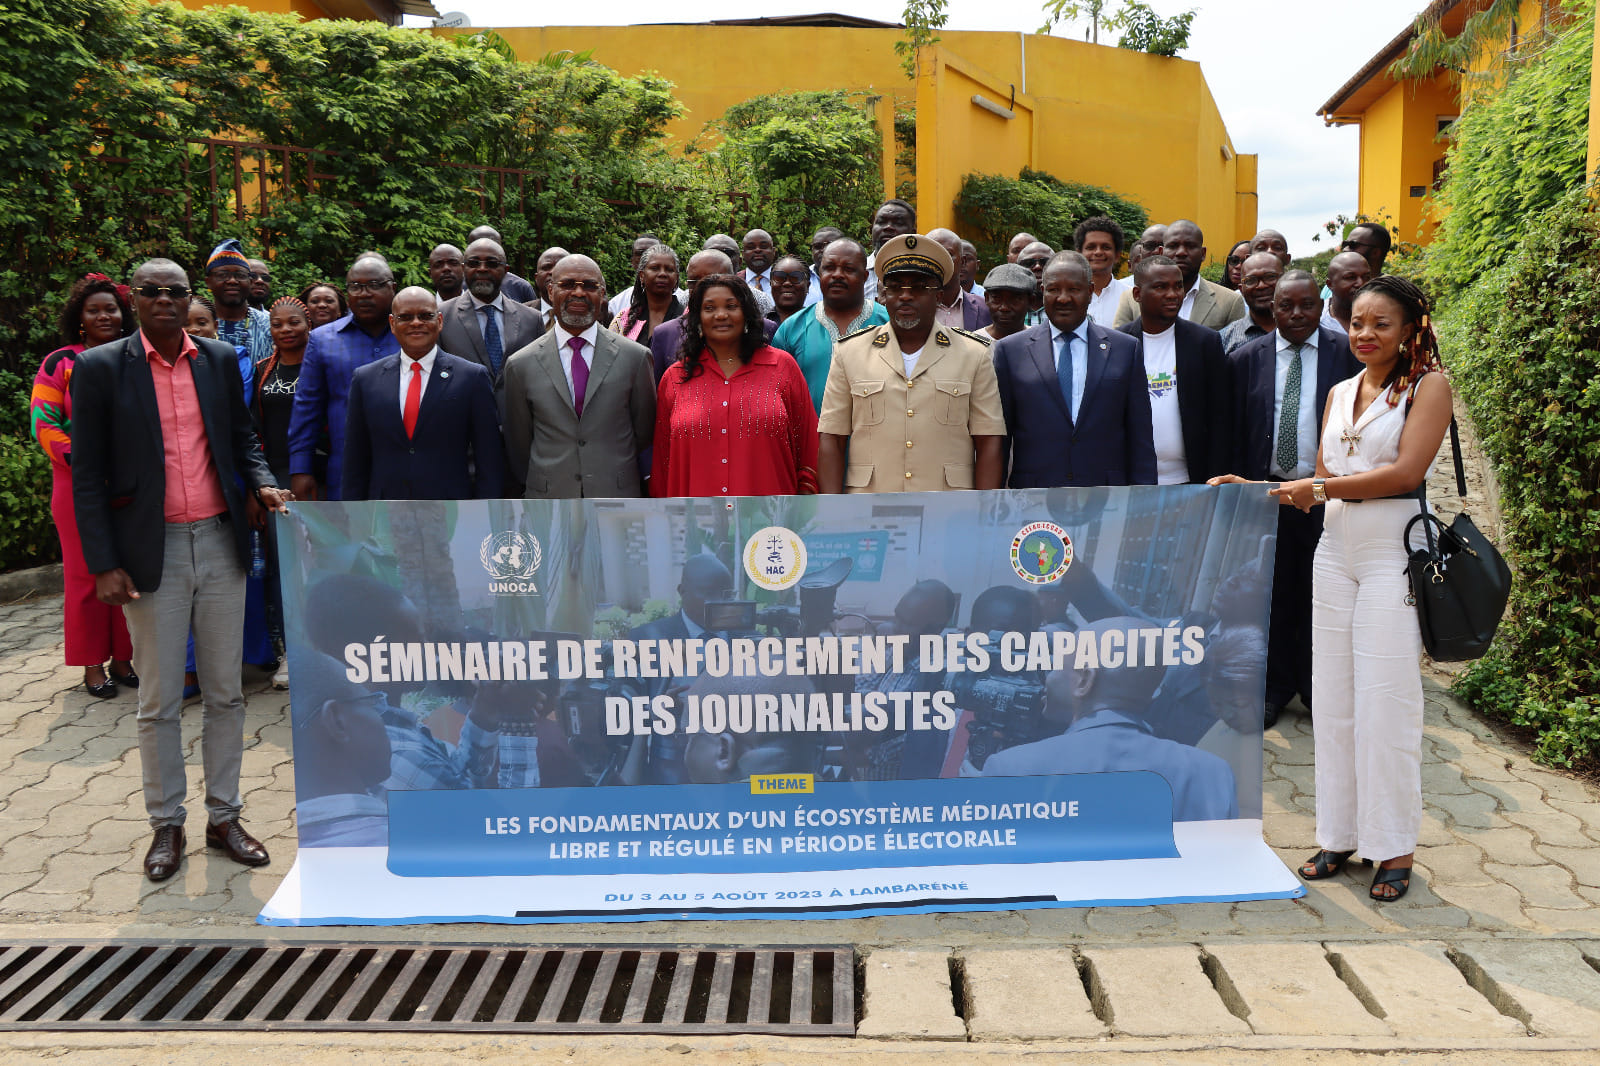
left=32, top=198, right=1447, bottom=902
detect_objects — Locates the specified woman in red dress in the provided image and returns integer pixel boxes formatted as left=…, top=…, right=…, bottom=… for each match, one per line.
left=29, top=274, right=136, bottom=697
left=651, top=275, right=819, bottom=497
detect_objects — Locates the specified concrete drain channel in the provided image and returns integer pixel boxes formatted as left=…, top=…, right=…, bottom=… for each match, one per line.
left=0, top=941, right=856, bottom=1035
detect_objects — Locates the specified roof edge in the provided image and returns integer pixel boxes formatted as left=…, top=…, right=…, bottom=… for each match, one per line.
left=1315, top=0, right=1465, bottom=118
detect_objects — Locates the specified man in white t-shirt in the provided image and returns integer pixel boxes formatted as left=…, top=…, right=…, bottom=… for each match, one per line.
left=1075, top=215, right=1131, bottom=327
left=1116, top=255, right=1232, bottom=485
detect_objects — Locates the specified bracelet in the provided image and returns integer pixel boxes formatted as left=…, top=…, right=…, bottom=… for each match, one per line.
left=1311, top=478, right=1327, bottom=504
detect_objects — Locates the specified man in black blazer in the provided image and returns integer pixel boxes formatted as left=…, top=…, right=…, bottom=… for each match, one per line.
left=342, top=287, right=505, bottom=501
left=70, top=258, right=290, bottom=882
left=1225, top=271, right=1361, bottom=727
left=438, top=236, right=544, bottom=407
left=992, top=251, right=1156, bottom=487
left=1117, top=255, right=1233, bottom=484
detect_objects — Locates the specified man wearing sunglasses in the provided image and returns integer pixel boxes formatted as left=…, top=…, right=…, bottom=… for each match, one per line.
left=70, top=257, right=291, bottom=883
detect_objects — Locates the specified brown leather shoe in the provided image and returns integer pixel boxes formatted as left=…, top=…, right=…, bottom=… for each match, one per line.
left=205, top=818, right=270, bottom=867
left=144, top=825, right=185, bottom=882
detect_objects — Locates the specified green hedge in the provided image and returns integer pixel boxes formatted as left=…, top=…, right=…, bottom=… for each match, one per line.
left=954, top=168, right=1148, bottom=268
left=1449, top=187, right=1600, bottom=766
left=0, top=433, right=57, bottom=572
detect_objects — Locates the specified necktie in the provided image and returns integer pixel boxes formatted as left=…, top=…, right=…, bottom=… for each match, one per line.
left=1276, top=343, right=1305, bottom=476
left=1056, top=332, right=1075, bottom=425
left=754, top=273, right=766, bottom=293
left=569, top=336, right=589, bottom=417
left=483, top=305, right=503, bottom=377
left=403, top=361, right=422, bottom=439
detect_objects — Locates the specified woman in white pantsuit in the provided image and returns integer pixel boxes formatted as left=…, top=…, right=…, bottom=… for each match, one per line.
left=1215, top=275, right=1452, bottom=902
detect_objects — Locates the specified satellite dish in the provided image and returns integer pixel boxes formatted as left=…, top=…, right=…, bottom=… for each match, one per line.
left=436, top=11, right=472, bottom=27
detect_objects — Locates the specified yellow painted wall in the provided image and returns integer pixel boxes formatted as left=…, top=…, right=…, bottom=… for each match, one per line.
left=170, top=0, right=334, bottom=20
left=1355, top=74, right=1456, bottom=244
left=478, top=25, right=1254, bottom=257
left=916, top=48, right=1038, bottom=236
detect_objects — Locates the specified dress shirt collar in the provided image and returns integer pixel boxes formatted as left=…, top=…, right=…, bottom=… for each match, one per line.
left=1276, top=331, right=1317, bottom=355
left=553, top=322, right=600, bottom=352
left=681, top=610, right=706, bottom=639
left=469, top=291, right=506, bottom=313
left=401, top=346, right=438, bottom=374
left=142, top=329, right=198, bottom=365
left=1186, top=277, right=1201, bottom=301
left=1066, top=708, right=1156, bottom=735
left=1047, top=318, right=1090, bottom=348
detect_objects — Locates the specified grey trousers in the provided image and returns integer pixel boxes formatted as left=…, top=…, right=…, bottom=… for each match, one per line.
left=123, top=516, right=247, bottom=829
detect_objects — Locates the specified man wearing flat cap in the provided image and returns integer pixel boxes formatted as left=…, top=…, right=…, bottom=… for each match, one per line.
left=817, top=234, right=1006, bottom=493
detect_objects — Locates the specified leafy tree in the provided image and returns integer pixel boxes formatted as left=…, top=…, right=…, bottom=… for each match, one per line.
left=1116, top=1, right=1196, bottom=57
left=1423, top=1, right=1593, bottom=298
left=896, top=0, right=948, bottom=79
left=1037, top=0, right=1125, bottom=43
left=1390, top=0, right=1565, bottom=91
left=954, top=168, right=1148, bottom=267
left=695, top=92, right=884, bottom=254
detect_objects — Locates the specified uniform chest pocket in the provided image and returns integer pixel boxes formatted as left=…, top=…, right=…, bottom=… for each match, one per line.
left=853, top=379, right=886, bottom=426
left=934, top=379, right=970, bottom=425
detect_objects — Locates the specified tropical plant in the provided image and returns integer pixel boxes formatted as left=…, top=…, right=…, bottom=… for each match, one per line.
left=1116, top=1, right=1196, bottom=57
left=896, top=0, right=948, bottom=79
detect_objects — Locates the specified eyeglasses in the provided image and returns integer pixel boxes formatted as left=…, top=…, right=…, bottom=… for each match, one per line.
left=1019, top=257, right=1051, bottom=270
left=347, top=279, right=393, bottom=293
left=553, top=279, right=603, bottom=293
left=880, top=278, right=939, bottom=295
left=769, top=271, right=809, bottom=284
left=391, top=311, right=440, bottom=323
left=1225, top=257, right=1246, bottom=268
left=1241, top=273, right=1283, bottom=287
left=133, top=284, right=191, bottom=300
left=464, top=257, right=505, bottom=269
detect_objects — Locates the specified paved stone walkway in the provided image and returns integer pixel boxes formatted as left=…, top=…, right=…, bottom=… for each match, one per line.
left=6, top=589, right=1600, bottom=1051
left=3, top=591, right=1597, bottom=943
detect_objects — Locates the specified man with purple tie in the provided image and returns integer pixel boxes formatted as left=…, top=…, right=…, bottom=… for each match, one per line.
left=500, top=254, right=656, bottom=499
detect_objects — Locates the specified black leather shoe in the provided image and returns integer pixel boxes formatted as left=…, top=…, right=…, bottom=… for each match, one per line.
left=144, top=825, right=186, bottom=882
left=85, top=677, right=118, bottom=699
left=206, top=819, right=270, bottom=867
left=1263, top=702, right=1283, bottom=730
left=111, top=669, right=140, bottom=688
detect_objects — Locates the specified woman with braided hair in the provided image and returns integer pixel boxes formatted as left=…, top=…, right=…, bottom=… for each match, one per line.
left=1275, top=274, right=1451, bottom=902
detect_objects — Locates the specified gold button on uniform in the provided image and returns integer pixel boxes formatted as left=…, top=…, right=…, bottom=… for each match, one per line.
left=906, top=409, right=914, bottom=417
left=905, top=441, right=913, bottom=448
left=905, top=471, right=913, bottom=479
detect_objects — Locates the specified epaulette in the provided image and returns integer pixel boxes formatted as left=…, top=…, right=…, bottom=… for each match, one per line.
left=950, top=325, right=992, bottom=347
left=839, top=324, right=881, bottom=343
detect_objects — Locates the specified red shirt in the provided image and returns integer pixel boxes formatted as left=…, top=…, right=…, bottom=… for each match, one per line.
left=141, top=330, right=228, bottom=523
left=651, top=345, right=819, bottom=497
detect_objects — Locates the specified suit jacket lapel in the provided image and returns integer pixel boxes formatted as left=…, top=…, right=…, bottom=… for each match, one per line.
left=908, top=331, right=951, bottom=381
left=458, top=300, right=488, bottom=364
left=535, top=334, right=575, bottom=410
left=1190, top=282, right=1216, bottom=327
left=1077, top=322, right=1110, bottom=430
left=1173, top=322, right=1203, bottom=453
left=413, top=355, right=451, bottom=437
left=583, top=330, right=619, bottom=412
left=125, top=336, right=165, bottom=460
left=1027, top=326, right=1070, bottom=419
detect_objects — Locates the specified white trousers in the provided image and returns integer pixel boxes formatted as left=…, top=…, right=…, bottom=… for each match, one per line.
left=1310, top=498, right=1425, bottom=863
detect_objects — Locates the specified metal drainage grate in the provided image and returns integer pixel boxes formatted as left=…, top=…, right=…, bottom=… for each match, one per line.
left=0, top=941, right=855, bottom=1035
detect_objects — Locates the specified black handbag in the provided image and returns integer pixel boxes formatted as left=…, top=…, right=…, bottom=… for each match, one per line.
left=1402, top=412, right=1512, bottom=661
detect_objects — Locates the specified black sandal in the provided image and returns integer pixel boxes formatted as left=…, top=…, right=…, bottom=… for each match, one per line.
left=1300, top=849, right=1362, bottom=880
left=1370, top=865, right=1412, bottom=902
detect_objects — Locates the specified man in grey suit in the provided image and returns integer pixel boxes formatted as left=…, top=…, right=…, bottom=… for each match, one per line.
left=439, top=236, right=544, bottom=406
left=501, top=254, right=656, bottom=498
left=1112, top=219, right=1246, bottom=331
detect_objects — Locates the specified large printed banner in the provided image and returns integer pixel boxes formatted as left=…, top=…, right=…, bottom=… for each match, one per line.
left=260, top=486, right=1302, bottom=926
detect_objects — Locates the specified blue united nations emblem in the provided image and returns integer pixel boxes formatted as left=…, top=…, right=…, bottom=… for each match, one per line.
left=1009, top=522, right=1073, bottom=585
left=480, top=530, right=542, bottom=593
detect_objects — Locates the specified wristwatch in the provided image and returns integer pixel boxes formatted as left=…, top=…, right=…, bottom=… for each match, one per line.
left=1311, top=478, right=1328, bottom=504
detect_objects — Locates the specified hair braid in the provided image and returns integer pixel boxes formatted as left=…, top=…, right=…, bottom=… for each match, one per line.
left=1360, top=274, right=1443, bottom=405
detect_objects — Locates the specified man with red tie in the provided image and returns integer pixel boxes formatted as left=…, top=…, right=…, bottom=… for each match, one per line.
left=341, top=287, right=504, bottom=501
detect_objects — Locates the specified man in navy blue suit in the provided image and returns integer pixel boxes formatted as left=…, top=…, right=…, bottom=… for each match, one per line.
left=1117, top=255, right=1233, bottom=485
left=992, top=251, right=1156, bottom=487
left=1222, top=271, right=1361, bottom=728
left=341, top=287, right=504, bottom=501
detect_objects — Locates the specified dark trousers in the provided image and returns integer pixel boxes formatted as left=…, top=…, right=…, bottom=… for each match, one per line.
left=1267, top=505, right=1322, bottom=711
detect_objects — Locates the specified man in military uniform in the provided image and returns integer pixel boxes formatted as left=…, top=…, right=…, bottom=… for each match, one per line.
left=817, top=234, right=1006, bottom=493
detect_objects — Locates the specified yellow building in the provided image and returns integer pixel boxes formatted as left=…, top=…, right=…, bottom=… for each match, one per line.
left=478, top=18, right=1258, bottom=253
left=1317, top=0, right=1561, bottom=245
